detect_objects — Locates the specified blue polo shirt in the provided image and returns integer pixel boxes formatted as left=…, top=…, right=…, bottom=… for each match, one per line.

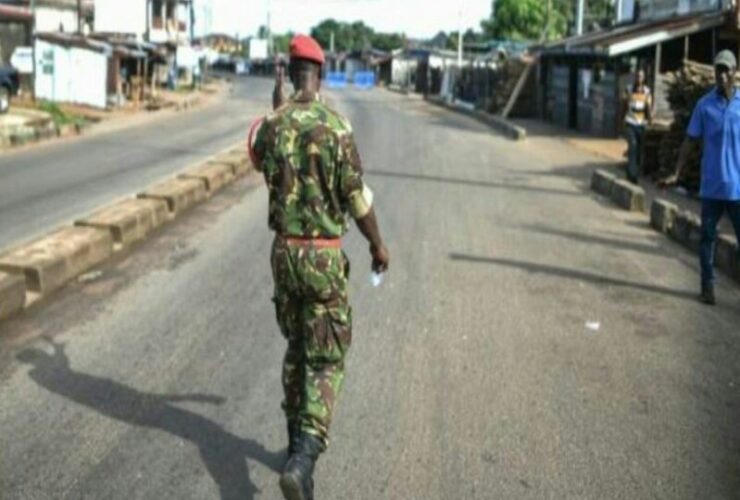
left=686, top=87, right=740, bottom=200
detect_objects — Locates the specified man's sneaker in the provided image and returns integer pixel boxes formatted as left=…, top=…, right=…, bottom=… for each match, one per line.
left=700, top=283, right=716, bottom=305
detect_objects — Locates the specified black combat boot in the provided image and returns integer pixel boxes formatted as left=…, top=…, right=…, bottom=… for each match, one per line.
left=279, top=432, right=323, bottom=500
left=287, top=421, right=301, bottom=456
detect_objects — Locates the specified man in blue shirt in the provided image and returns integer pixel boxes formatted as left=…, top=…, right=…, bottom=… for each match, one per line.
left=663, top=50, right=740, bottom=305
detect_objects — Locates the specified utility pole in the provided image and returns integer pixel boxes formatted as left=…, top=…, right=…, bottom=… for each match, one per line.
left=30, top=0, right=37, bottom=100
left=189, top=0, right=195, bottom=43
left=457, top=2, right=463, bottom=68
left=266, top=0, right=273, bottom=56
left=77, top=0, right=82, bottom=34
left=576, top=0, right=585, bottom=35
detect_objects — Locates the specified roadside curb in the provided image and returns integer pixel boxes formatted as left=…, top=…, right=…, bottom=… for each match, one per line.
left=650, top=197, right=740, bottom=282
left=0, top=144, right=253, bottom=323
left=0, top=81, right=229, bottom=153
left=590, top=169, right=646, bottom=213
left=0, top=121, right=87, bottom=150
left=590, top=169, right=740, bottom=285
left=425, top=95, right=527, bottom=141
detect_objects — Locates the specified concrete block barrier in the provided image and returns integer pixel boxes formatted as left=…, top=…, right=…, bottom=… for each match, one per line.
left=138, top=178, right=207, bottom=216
left=75, top=198, right=169, bottom=248
left=179, top=163, right=235, bottom=195
left=590, top=169, right=616, bottom=197
left=57, top=124, right=78, bottom=138
left=0, top=272, right=26, bottom=321
left=0, top=227, right=113, bottom=296
left=425, top=96, right=526, bottom=140
left=610, top=179, right=646, bottom=212
left=213, top=151, right=250, bottom=177
left=650, top=199, right=679, bottom=234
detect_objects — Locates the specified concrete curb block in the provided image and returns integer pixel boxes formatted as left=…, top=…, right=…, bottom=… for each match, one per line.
left=0, top=227, right=114, bottom=299
left=179, top=163, right=235, bottom=195
left=649, top=197, right=740, bottom=283
left=138, top=178, right=208, bottom=216
left=75, top=198, right=170, bottom=249
left=425, top=95, right=526, bottom=141
left=591, top=169, right=616, bottom=197
left=650, top=199, right=678, bottom=234
left=589, top=170, right=645, bottom=212
left=0, top=140, right=248, bottom=325
left=610, top=179, right=646, bottom=212
left=210, top=150, right=251, bottom=178
left=2, top=121, right=83, bottom=151
left=0, top=272, right=26, bottom=321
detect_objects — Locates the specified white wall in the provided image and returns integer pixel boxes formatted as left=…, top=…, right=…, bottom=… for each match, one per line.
left=35, top=39, right=108, bottom=108
left=35, top=7, right=77, bottom=33
left=94, top=0, right=148, bottom=38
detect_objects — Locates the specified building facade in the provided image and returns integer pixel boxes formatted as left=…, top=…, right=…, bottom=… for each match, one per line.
left=94, top=0, right=190, bottom=44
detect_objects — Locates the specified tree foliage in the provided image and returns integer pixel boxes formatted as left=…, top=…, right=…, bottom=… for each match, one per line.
left=481, top=0, right=616, bottom=42
left=310, top=19, right=404, bottom=52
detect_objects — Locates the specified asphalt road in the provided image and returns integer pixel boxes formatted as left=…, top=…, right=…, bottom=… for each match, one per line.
left=0, top=77, right=273, bottom=252
left=1, top=82, right=739, bottom=500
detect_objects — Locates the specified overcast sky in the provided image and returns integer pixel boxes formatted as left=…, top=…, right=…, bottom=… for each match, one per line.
left=194, top=0, right=493, bottom=39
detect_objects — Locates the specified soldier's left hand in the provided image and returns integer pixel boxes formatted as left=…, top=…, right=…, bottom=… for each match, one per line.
left=371, top=244, right=390, bottom=274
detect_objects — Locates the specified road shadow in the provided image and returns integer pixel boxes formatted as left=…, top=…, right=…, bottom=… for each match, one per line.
left=522, top=224, right=666, bottom=257
left=366, top=169, right=581, bottom=198
left=449, top=253, right=697, bottom=301
left=16, top=340, right=283, bottom=500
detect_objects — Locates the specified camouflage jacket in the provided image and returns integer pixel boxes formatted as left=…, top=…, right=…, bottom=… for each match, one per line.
left=253, top=90, right=369, bottom=238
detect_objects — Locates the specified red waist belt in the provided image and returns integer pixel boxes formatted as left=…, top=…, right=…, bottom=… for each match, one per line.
left=279, top=235, right=342, bottom=249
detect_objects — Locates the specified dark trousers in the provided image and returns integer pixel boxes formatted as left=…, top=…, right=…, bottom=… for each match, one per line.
left=625, top=124, right=646, bottom=183
left=700, top=199, right=740, bottom=286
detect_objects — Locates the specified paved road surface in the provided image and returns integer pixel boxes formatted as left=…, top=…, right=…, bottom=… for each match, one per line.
left=0, top=77, right=272, bottom=251
left=1, top=82, right=738, bottom=500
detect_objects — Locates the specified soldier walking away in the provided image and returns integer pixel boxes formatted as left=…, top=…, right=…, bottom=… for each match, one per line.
left=623, top=68, right=652, bottom=184
left=661, top=50, right=740, bottom=305
left=251, top=35, right=390, bottom=500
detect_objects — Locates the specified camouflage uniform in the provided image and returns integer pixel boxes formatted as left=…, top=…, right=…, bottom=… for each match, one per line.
left=253, top=90, right=371, bottom=451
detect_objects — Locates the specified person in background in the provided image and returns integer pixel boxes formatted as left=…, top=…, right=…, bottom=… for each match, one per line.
left=661, top=50, right=740, bottom=305
left=623, top=68, right=652, bottom=184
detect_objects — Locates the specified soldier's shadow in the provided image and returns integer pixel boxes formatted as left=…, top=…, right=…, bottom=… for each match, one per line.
left=16, top=340, right=283, bottom=500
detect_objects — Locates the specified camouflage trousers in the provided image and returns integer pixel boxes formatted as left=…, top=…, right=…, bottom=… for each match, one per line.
left=271, top=237, right=352, bottom=451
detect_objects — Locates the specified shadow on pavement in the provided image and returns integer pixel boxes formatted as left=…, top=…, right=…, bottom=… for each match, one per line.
left=522, top=224, right=666, bottom=257
left=449, top=253, right=697, bottom=301
left=366, top=169, right=581, bottom=198
left=16, top=339, right=282, bottom=500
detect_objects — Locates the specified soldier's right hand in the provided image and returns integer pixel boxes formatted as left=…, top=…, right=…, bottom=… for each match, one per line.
left=370, top=244, right=389, bottom=274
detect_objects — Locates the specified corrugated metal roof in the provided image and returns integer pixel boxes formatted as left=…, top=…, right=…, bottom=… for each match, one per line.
left=37, top=32, right=112, bottom=54
left=541, top=10, right=727, bottom=57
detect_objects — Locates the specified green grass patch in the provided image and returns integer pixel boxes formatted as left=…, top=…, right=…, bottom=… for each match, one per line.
left=37, top=101, right=88, bottom=126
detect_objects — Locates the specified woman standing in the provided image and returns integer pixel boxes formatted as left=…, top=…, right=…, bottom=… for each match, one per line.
left=624, top=69, right=653, bottom=184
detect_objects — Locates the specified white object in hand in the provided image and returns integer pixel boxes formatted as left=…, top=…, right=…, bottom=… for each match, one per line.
left=371, top=272, right=384, bottom=287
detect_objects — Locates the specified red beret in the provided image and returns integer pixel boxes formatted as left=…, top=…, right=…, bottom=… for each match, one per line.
left=290, top=35, right=325, bottom=65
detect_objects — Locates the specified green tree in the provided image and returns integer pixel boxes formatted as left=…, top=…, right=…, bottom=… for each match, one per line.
left=445, top=29, right=486, bottom=51
left=371, top=32, right=404, bottom=52
left=482, top=0, right=615, bottom=42
left=482, top=0, right=568, bottom=41
left=273, top=31, right=294, bottom=54
left=310, top=19, right=404, bottom=52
